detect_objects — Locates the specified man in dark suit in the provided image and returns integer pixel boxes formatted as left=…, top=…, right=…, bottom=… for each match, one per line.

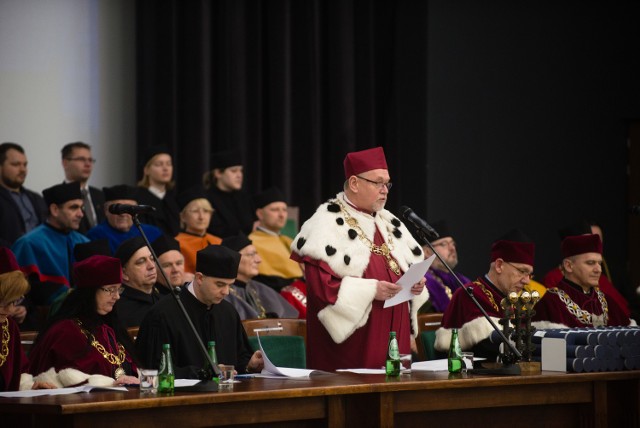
left=61, top=142, right=105, bottom=234
left=0, top=142, right=48, bottom=244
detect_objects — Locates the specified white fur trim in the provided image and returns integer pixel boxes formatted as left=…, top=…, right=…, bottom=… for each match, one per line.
left=410, top=288, right=429, bottom=335
left=630, top=318, right=637, bottom=327
left=19, top=373, right=34, bottom=391
left=87, top=374, right=117, bottom=387
left=434, top=316, right=502, bottom=352
left=57, top=367, right=91, bottom=387
left=292, top=193, right=424, bottom=279
left=531, top=321, right=569, bottom=330
left=33, top=367, right=64, bottom=389
left=317, top=277, right=377, bottom=344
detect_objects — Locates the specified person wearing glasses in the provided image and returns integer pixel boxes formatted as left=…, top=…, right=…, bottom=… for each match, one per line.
left=290, top=147, right=427, bottom=371
left=0, top=142, right=48, bottom=245
left=220, top=234, right=298, bottom=320
left=61, top=142, right=105, bottom=234
left=174, top=188, right=222, bottom=275
left=27, top=255, right=140, bottom=387
left=434, top=230, right=535, bottom=360
left=407, top=220, right=470, bottom=313
left=113, top=237, right=160, bottom=327
left=533, top=234, right=634, bottom=328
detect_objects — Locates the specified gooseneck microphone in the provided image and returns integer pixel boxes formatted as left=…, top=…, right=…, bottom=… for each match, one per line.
left=108, top=203, right=156, bottom=215
left=399, top=206, right=440, bottom=240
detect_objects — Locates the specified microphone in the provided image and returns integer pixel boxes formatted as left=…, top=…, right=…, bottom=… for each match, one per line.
left=630, top=206, right=640, bottom=215
left=399, top=206, right=439, bottom=240
left=108, top=203, right=156, bottom=215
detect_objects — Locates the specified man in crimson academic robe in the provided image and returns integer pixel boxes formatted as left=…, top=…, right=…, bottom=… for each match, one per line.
left=434, top=231, right=535, bottom=360
left=533, top=234, right=634, bottom=328
left=290, top=147, right=427, bottom=371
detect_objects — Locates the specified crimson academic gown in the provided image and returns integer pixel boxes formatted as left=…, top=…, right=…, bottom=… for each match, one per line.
left=533, top=278, right=632, bottom=328
left=291, top=193, right=427, bottom=371
left=28, top=319, right=137, bottom=379
left=0, top=318, right=28, bottom=391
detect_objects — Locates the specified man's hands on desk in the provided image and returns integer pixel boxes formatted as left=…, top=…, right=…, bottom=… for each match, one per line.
left=375, top=277, right=425, bottom=301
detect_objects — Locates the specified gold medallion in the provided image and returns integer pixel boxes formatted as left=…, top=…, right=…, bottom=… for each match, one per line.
left=114, top=367, right=126, bottom=379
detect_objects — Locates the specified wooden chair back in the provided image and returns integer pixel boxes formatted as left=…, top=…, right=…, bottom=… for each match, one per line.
left=242, top=318, right=307, bottom=347
left=416, top=313, right=444, bottom=361
left=127, top=326, right=140, bottom=342
left=20, top=330, right=39, bottom=355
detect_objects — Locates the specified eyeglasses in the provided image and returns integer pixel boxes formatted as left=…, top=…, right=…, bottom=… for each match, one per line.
left=356, top=175, right=393, bottom=190
left=504, top=261, right=534, bottom=279
left=66, top=157, right=97, bottom=164
left=433, top=239, right=456, bottom=249
left=0, top=296, right=24, bottom=308
left=100, top=287, right=125, bottom=296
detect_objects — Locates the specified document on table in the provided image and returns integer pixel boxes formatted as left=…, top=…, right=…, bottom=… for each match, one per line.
left=0, top=384, right=127, bottom=398
left=384, top=254, right=435, bottom=308
left=257, top=333, right=328, bottom=378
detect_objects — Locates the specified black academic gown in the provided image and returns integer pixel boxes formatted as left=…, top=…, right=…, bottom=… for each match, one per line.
left=136, top=285, right=254, bottom=378
left=117, top=284, right=162, bottom=327
left=205, top=187, right=254, bottom=238
left=135, top=187, right=181, bottom=236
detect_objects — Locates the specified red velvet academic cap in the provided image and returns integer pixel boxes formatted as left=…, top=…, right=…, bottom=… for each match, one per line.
left=490, top=240, right=535, bottom=266
left=343, top=147, right=388, bottom=179
left=561, top=234, right=602, bottom=258
left=74, top=255, right=122, bottom=289
left=0, top=247, right=20, bottom=274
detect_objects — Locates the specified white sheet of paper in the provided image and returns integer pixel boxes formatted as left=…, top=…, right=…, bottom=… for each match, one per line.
left=383, top=255, right=435, bottom=308
left=336, top=368, right=386, bottom=374
left=0, top=384, right=127, bottom=398
left=174, top=379, right=202, bottom=387
left=257, top=333, right=322, bottom=378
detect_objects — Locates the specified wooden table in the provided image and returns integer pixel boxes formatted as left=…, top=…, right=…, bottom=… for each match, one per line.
left=1, top=370, right=638, bottom=428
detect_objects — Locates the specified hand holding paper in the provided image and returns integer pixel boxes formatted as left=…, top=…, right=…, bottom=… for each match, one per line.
left=384, top=254, right=435, bottom=308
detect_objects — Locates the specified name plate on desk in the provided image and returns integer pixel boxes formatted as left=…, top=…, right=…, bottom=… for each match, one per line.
left=542, top=337, right=567, bottom=372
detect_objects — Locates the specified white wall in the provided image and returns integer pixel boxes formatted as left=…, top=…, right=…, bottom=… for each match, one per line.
left=0, top=0, right=135, bottom=193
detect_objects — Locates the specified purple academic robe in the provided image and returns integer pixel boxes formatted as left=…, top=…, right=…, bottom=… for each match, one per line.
left=425, top=269, right=470, bottom=313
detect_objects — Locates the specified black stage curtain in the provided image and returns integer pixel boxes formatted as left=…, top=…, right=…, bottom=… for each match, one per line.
left=136, top=0, right=429, bottom=222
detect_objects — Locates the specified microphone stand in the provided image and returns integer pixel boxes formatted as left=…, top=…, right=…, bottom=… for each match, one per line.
left=413, top=226, right=521, bottom=375
left=131, top=215, right=221, bottom=386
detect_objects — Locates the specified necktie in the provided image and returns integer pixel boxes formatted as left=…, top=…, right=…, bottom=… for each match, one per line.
left=82, top=187, right=97, bottom=227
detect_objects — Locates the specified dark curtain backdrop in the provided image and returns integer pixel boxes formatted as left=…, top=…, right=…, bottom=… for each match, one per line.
left=136, top=0, right=429, bottom=223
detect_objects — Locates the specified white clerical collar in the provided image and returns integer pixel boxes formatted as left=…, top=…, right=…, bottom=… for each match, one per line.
left=186, top=280, right=196, bottom=297
left=257, top=226, right=279, bottom=236
left=148, top=186, right=166, bottom=199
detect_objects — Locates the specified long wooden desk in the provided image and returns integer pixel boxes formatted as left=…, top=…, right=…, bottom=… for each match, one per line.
left=1, top=370, right=638, bottom=428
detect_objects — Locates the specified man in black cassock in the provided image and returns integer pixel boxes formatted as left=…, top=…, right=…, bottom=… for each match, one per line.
left=136, top=245, right=264, bottom=379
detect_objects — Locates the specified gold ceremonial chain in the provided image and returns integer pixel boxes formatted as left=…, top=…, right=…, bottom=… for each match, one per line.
left=474, top=280, right=499, bottom=313
left=230, top=286, right=268, bottom=319
left=0, top=320, right=9, bottom=368
left=547, top=287, right=609, bottom=327
left=433, top=274, right=453, bottom=300
left=335, top=199, right=401, bottom=275
left=75, top=319, right=127, bottom=379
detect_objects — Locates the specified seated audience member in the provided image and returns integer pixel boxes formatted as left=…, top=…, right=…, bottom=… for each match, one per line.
left=87, top=185, right=162, bottom=253
left=60, top=141, right=105, bottom=233
left=0, top=247, right=56, bottom=391
left=408, top=220, right=470, bottom=313
left=543, top=221, right=630, bottom=318
left=27, top=255, right=139, bottom=387
left=249, top=187, right=304, bottom=289
left=12, top=182, right=89, bottom=306
left=135, top=146, right=180, bottom=236
left=174, top=188, right=222, bottom=274
left=534, top=234, right=634, bottom=328
left=151, top=234, right=189, bottom=295
left=221, top=235, right=298, bottom=319
left=115, top=237, right=160, bottom=327
left=0, top=142, right=48, bottom=244
left=136, top=245, right=264, bottom=378
left=435, top=231, right=535, bottom=361
left=203, top=149, right=254, bottom=238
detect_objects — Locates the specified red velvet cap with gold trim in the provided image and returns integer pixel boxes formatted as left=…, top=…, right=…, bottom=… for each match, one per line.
left=561, top=234, right=602, bottom=258
left=0, top=247, right=20, bottom=274
left=74, top=255, right=122, bottom=289
left=343, top=147, right=388, bottom=179
left=490, top=240, right=535, bottom=266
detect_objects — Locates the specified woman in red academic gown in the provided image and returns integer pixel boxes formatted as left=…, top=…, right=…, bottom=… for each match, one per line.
left=0, top=270, right=30, bottom=391
left=28, top=255, right=140, bottom=385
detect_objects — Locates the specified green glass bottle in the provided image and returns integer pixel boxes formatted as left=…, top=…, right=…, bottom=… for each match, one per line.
left=207, top=341, right=219, bottom=383
left=158, top=343, right=175, bottom=393
left=385, top=331, right=401, bottom=376
left=448, top=328, right=463, bottom=373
